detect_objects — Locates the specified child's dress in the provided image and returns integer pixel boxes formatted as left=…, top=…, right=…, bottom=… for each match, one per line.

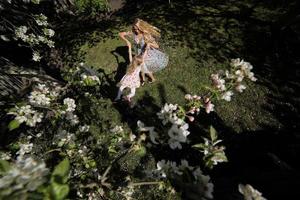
left=119, top=65, right=141, bottom=89
left=115, top=65, right=141, bottom=101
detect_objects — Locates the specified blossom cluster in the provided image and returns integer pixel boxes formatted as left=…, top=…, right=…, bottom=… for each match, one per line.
left=0, top=151, right=12, bottom=161
left=238, top=184, right=266, bottom=200
left=14, top=12, right=55, bottom=62
left=28, top=83, right=61, bottom=106
left=137, top=120, right=159, bottom=144
left=157, top=104, right=190, bottom=149
left=156, top=159, right=214, bottom=199
left=185, top=94, right=215, bottom=114
left=8, top=105, right=43, bottom=127
left=80, top=74, right=100, bottom=86
left=210, top=58, right=257, bottom=102
left=34, top=14, right=48, bottom=26
left=16, top=142, right=33, bottom=158
left=8, top=83, right=64, bottom=127
left=0, top=157, right=49, bottom=198
left=53, top=129, right=76, bottom=148
left=61, top=98, right=79, bottom=125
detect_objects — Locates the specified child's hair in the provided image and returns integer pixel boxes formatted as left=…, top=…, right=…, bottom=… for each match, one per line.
left=126, top=55, right=143, bottom=74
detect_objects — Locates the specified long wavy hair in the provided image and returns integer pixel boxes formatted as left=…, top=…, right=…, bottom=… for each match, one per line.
left=133, top=18, right=161, bottom=44
left=126, top=55, right=143, bottom=74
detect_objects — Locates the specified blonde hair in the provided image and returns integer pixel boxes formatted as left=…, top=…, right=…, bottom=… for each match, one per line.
left=126, top=55, right=143, bottom=74
left=134, top=18, right=161, bottom=43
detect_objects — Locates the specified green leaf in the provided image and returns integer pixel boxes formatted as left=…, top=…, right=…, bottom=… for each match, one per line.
left=50, top=182, right=69, bottom=200
left=192, top=143, right=206, bottom=150
left=209, top=126, right=217, bottom=142
left=8, top=120, right=20, bottom=131
left=51, top=158, right=70, bottom=184
left=0, top=160, right=10, bottom=174
left=213, top=152, right=228, bottom=162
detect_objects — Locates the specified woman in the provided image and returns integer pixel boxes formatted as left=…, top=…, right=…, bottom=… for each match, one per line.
left=119, top=18, right=168, bottom=83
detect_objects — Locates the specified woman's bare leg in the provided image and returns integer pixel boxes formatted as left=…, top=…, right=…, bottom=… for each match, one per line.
left=148, top=72, right=155, bottom=82
left=141, top=72, right=146, bottom=83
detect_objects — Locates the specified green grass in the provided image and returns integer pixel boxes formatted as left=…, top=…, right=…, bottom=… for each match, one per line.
left=76, top=27, right=279, bottom=133
left=80, top=32, right=123, bottom=74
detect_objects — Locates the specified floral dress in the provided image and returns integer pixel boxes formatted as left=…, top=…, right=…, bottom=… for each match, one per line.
left=133, top=34, right=169, bottom=73
left=119, top=65, right=141, bottom=89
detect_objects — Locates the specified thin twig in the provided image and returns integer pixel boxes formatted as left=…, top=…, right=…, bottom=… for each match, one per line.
left=130, top=181, right=162, bottom=187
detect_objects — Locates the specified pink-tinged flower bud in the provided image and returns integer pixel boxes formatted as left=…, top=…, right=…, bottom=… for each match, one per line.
left=205, top=101, right=215, bottom=114
left=187, top=116, right=195, bottom=122
left=196, top=108, right=200, bottom=112
left=196, top=96, right=201, bottom=100
left=193, top=95, right=198, bottom=99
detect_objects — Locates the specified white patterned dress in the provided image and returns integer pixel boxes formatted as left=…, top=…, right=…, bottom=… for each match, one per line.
left=133, top=34, right=169, bottom=73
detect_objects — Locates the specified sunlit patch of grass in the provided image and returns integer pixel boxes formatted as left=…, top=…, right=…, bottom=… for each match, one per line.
left=80, top=36, right=123, bottom=74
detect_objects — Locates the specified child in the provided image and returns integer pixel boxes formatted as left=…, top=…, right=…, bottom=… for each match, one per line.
left=115, top=55, right=143, bottom=102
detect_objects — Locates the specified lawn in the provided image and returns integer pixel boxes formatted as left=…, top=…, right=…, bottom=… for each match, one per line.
left=78, top=27, right=278, bottom=133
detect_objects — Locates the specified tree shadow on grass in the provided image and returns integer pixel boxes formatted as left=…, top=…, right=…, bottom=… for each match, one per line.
left=52, top=14, right=125, bottom=68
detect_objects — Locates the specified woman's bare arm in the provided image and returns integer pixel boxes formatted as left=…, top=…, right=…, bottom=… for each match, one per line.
left=148, top=40, right=159, bottom=49
left=119, top=31, right=133, bottom=62
left=119, top=31, right=132, bottom=46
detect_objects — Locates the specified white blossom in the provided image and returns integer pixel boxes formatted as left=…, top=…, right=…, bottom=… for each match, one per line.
left=211, top=74, right=226, bottom=91
left=15, top=26, right=28, bottom=41
left=28, top=91, right=50, bottom=105
left=0, top=157, right=49, bottom=196
left=63, top=98, right=76, bottom=112
left=8, top=105, right=43, bottom=127
left=43, top=28, right=55, bottom=37
left=129, top=133, right=137, bottom=141
left=0, top=152, right=12, bottom=160
left=239, top=184, right=267, bottom=200
left=32, top=51, right=41, bottom=62
left=66, top=113, right=79, bottom=125
left=110, top=125, right=123, bottom=134
left=157, top=103, right=181, bottom=125
left=16, top=142, right=33, bottom=157
left=205, top=100, right=215, bottom=114
left=34, top=14, right=47, bottom=26
left=54, top=129, right=76, bottom=147
left=221, top=91, right=233, bottom=102
left=231, top=58, right=245, bottom=67
left=46, top=40, right=55, bottom=48
left=185, top=94, right=192, bottom=100
left=235, top=84, right=246, bottom=93
left=137, top=121, right=159, bottom=144
left=156, top=160, right=168, bottom=177
left=167, top=123, right=190, bottom=150
left=79, top=125, right=90, bottom=132
left=36, top=84, right=49, bottom=94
